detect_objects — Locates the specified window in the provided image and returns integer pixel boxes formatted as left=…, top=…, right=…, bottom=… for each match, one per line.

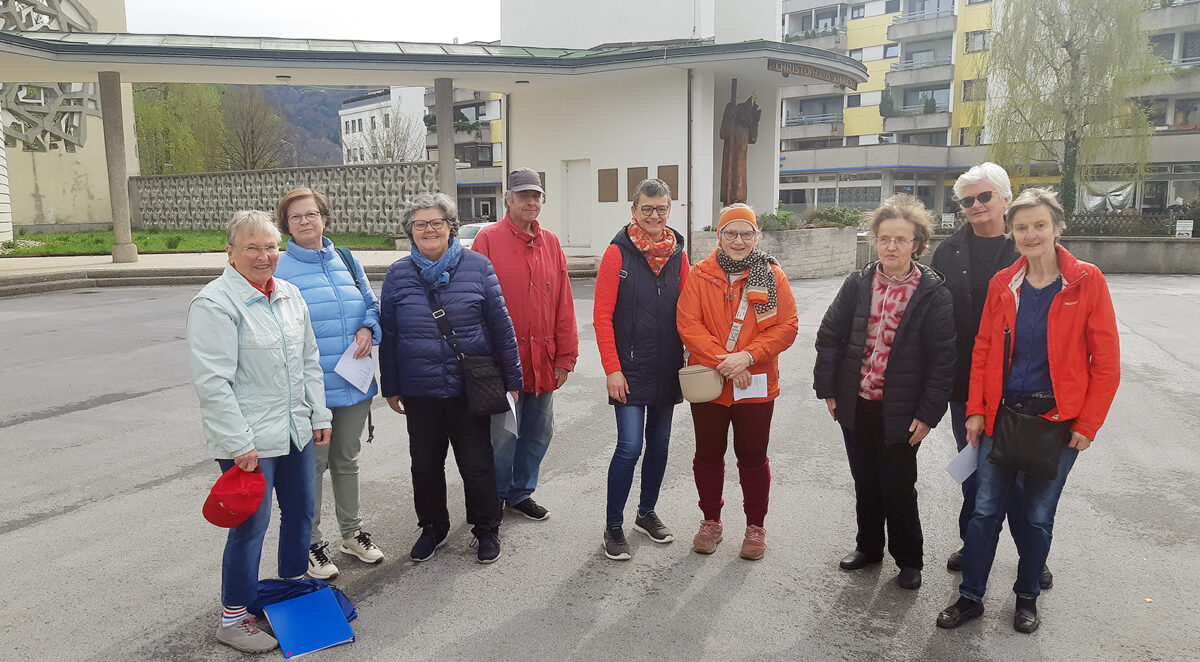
left=958, top=127, right=982, bottom=146
left=850, top=48, right=863, bottom=61
left=884, top=43, right=900, bottom=59
left=967, top=0, right=991, bottom=4
left=885, top=0, right=900, bottom=13
left=1175, top=98, right=1200, bottom=127
left=897, top=131, right=948, bottom=146
left=965, top=30, right=991, bottom=53
left=845, top=135, right=860, bottom=146
left=370, top=116, right=376, bottom=130
left=902, top=86, right=950, bottom=110
left=384, top=113, right=390, bottom=128
left=851, top=4, right=865, bottom=19
left=779, top=189, right=809, bottom=204
left=847, top=95, right=861, bottom=108
left=838, top=186, right=882, bottom=208
left=1150, top=34, right=1175, bottom=61
left=343, top=120, right=350, bottom=134
left=356, top=118, right=363, bottom=132
left=1184, top=31, right=1200, bottom=61
left=818, top=188, right=837, bottom=203
left=1136, top=97, right=1168, bottom=126
left=962, top=78, right=986, bottom=102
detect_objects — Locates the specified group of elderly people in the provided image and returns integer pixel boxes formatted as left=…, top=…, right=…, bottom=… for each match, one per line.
left=189, top=162, right=1119, bottom=653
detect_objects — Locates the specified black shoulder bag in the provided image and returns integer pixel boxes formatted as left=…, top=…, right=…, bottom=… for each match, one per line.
left=988, top=327, right=1072, bottom=481
left=412, top=261, right=510, bottom=417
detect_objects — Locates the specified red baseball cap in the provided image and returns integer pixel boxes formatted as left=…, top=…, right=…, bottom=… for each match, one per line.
left=203, top=465, right=266, bottom=528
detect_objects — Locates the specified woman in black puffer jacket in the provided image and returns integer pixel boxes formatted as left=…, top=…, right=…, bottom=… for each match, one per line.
left=813, top=195, right=956, bottom=590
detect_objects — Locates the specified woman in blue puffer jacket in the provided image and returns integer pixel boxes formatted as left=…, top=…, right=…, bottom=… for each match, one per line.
left=379, top=192, right=522, bottom=564
left=274, top=187, right=384, bottom=580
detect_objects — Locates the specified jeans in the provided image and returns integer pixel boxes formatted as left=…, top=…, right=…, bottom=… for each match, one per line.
left=405, top=396, right=502, bottom=536
left=217, top=440, right=314, bottom=608
left=690, top=400, right=774, bottom=528
left=960, top=433, right=1078, bottom=600
left=312, top=399, right=371, bottom=544
left=950, top=402, right=1024, bottom=548
left=841, top=398, right=923, bottom=570
left=606, top=404, right=674, bottom=527
left=491, top=390, right=555, bottom=506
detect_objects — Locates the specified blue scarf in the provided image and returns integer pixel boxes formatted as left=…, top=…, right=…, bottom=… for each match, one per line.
left=411, top=236, right=463, bottom=289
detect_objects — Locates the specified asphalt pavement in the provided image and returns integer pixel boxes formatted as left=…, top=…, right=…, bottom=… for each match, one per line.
left=0, top=274, right=1196, bottom=661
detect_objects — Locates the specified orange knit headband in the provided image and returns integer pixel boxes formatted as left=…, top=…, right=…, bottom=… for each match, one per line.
left=718, top=206, right=758, bottom=232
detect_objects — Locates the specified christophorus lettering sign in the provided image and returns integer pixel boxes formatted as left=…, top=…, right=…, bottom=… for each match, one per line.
left=767, top=59, right=859, bottom=90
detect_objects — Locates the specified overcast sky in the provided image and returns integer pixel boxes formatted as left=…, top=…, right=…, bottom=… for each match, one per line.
left=123, top=0, right=501, bottom=44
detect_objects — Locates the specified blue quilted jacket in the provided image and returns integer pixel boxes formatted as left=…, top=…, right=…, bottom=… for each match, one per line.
left=275, top=237, right=380, bottom=407
left=379, top=251, right=522, bottom=399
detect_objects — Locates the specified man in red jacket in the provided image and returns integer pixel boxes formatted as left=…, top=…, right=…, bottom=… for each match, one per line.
left=472, top=168, right=579, bottom=521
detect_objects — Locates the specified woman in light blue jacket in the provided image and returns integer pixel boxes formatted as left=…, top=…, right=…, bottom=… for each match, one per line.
left=188, top=210, right=331, bottom=654
left=274, top=187, right=384, bottom=580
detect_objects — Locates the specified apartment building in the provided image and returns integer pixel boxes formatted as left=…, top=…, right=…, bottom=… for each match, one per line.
left=422, top=87, right=506, bottom=222
left=338, top=87, right=425, bottom=165
left=777, top=0, right=1200, bottom=217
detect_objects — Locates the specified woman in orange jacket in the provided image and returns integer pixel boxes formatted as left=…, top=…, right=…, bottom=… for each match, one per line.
left=938, top=188, right=1120, bottom=634
left=676, top=204, right=798, bottom=560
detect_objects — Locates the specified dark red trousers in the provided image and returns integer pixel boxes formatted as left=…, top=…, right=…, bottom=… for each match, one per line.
left=690, top=400, right=774, bottom=527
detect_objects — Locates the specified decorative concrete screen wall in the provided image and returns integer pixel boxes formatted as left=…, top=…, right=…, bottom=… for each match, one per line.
left=130, top=162, right=439, bottom=234
left=690, top=226, right=857, bottom=279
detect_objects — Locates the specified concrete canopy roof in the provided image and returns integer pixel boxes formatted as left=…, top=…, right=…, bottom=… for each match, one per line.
left=0, top=30, right=867, bottom=91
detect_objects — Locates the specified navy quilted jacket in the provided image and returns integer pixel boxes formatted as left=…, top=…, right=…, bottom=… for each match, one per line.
left=379, top=251, right=522, bottom=398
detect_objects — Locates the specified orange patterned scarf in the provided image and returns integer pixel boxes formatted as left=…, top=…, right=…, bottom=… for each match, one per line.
left=627, top=222, right=676, bottom=275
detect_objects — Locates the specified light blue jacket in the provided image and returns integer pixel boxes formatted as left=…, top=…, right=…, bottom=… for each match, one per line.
left=188, top=265, right=333, bottom=459
left=275, top=237, right=381, bottom=407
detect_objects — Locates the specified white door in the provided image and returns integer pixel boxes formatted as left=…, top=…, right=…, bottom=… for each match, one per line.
left=562, top=159, right=591, bottom=247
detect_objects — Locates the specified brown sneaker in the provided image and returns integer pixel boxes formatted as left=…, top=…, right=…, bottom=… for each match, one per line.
left=740, top=525, right=767, bottom=560
left=692, top=519, right=723, bottom=554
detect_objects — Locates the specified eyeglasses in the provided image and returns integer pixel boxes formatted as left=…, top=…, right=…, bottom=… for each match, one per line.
left=412, top=218, right=448, bottom=232
left=956, top=190, right=995, bottom=208
left=875, top=236, right=913, bottom=247
left=238, top=244, right=280, bottom=256
left=638, top=205, right=671, bottom=217
left=720, top=229, right=757, bottom=241
left=287, top=210, right=323, bottom=225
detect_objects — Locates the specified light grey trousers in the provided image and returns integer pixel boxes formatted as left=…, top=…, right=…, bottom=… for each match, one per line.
left=311, top=398, right=372, bottom=545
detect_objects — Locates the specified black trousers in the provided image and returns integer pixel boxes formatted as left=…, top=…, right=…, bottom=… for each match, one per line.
left=404, top=396, right=501, bottom=536
left=840, top=397, right=923, bottom=570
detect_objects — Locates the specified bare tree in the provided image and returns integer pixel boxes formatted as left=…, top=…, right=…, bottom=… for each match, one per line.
left=220, top=87, right=287, bottom=171
left=360, top=102, right=427, bottom=163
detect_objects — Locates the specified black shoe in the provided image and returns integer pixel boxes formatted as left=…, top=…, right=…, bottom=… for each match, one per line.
left=937, top=598, right=984, bottom=629
left=409, top=525, right=448, bottom=562
left=946, top=548, right=964, bottom=572
left=508, top=498, right=549, bottom=521
left=474, top=531, right=501, bottom=564
left=633, top=511, right=674, bottom=543
left=1014, top=600, right=1041, bottom=633
left=1040, top=565, right=1053, bottom=590
left=603, top=526, right=632, bottom=560
left=898, top=567, right=922, bottom=589
left=839, top=550, right=883, bottom=570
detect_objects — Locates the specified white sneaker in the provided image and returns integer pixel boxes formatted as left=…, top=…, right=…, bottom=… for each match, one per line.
left=216, top=615, right=278, bottom=653
left=340, top=529, right=384, bottom=564
left=307, top=541, right=340, bottom=579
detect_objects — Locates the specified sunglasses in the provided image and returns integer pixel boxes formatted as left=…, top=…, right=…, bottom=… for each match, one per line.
left=957, top=190, right=995, bottom=208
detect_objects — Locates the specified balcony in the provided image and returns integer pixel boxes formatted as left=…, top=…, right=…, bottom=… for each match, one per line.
left=783, top=25, right=846, bottom=52
left=888, top=10, right=956, bottom=42
left=885, top=57, right=954, bottom=87
left=425, top=123, right=492, bottom=148
left=884, top=108, right=951, bottom=133
left=782, top=112, right=845, bottom=140
left=1135, top=58, right=1200, bottom=97
left=1142, top=0, right=1200, bottom=33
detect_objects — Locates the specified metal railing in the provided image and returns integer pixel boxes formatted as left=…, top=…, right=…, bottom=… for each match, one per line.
left=892, top=9, right=955, bottom=24
left=1173, top=56, right=1200, bottom=67
left=783, top=24, right=846, bottom=42
left=897, top=103, right=949, bottom=115
left=1150, top=0, right=1200, bottom=8
left=891, top=56, right=953, bottom=71
left=784, top=112, right=844, bottom=126
left=1064, top=213, right=1177, bottom=237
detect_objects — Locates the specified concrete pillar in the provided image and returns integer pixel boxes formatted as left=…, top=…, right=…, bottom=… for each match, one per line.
left=434, top=78, right=456, bottom=198
left=0, top=93, right=11, bottom=243
left=98, top=71, right=137, bottom=263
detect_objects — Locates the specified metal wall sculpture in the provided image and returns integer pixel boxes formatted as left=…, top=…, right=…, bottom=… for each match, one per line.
left=0, top=0, right=101, bottom=152
left=131, top=162, right=441, bottom=235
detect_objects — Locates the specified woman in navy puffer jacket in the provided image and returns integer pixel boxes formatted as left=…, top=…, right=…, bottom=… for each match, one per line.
left=274, top=187, right=384, bottom=579
left=380, top=192, right=521, bottom=564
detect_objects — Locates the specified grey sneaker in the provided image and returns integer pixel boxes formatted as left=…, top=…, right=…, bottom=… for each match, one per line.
left=307, top=541, right=339, bottom=580
left=633, top=511, right=675, bottom=543
left=340, top=529, right=384, bottom=564
left=603, top=526, right=632, bottom=560
left=216, top=615, right=278, bottom=654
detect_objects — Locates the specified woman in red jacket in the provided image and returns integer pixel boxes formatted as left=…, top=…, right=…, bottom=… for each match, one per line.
left=937, top=188, right=1120, bottom=634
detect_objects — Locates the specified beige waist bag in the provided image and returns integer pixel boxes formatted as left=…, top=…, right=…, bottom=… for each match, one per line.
left=679, top=288, right=750, bottom=403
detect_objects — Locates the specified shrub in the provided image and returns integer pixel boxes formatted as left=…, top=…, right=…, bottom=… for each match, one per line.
left=758, top=209, right=798, bottom=231
left=165, top=234, right=184, bottom=250
left=923, top=95, right=938, bottom=114
left=810, top=206, right=867, bottom=228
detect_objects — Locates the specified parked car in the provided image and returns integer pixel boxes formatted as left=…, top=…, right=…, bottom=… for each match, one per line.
left=458, top=222, right=495, bottom=250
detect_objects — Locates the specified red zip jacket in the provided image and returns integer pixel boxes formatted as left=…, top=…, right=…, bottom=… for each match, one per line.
left=473, top=214, right=579, bottom=394
left=967, top=244, right=1120, bottom=440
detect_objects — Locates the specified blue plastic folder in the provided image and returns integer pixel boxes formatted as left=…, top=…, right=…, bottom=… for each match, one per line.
left=263, top=587, right=355, bottom=658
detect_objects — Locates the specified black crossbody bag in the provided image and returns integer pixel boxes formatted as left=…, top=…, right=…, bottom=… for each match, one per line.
left=988, top=327, right=1072, bottom=481
left=412, top=261, right=510, bottom=417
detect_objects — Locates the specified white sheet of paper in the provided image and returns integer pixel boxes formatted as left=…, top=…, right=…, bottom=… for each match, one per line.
left=333, top=343, right=375, bottom=393
left=503, top=393, right=518, bottom=436
left=946, top=442, right=979, bottom=484
left=733, top=373, right=768, bottom=401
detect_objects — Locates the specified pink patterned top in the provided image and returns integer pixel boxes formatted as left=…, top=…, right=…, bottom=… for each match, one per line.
left=859, top=263, right=921, bottom=400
